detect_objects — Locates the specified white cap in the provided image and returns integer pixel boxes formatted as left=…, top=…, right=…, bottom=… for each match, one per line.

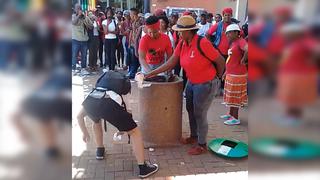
left=226, top=24, right=241, bottom=33
left=144, top=13, right=152, bottom=19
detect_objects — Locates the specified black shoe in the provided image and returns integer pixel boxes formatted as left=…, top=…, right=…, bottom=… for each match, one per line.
left=96, top=147, right=105, bottom=160
left=139, top=161, right=159, bottom=178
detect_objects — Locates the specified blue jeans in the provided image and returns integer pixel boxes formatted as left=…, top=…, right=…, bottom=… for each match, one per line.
left=72, top=39, right=88, bottom=70
left=0, top=41, right=26, bottom=69
left=185, top=78, right=220, bottom=145
left=128, top=46, right=140, bottom=79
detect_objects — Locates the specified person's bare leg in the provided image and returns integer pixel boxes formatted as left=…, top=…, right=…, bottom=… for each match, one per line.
left=229, top=107, right=239, bottom=119
left=127, top=127, right=145, bottom=164
left=287, top=107, right=302, bottom=119
left=93, top=121, right=104, bottom=147
left=12, top=111, right=31, bottom=142
left=39, top=120, right=57, bottom=151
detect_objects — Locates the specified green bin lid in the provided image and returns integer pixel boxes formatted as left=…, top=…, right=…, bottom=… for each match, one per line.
left=208, top=138, right=248, bottom=158
left=251, top=137, right=320, bottom=160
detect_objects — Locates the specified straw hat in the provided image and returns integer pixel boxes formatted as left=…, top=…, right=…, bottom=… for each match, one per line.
left=172, top=15, right=200, bottom=31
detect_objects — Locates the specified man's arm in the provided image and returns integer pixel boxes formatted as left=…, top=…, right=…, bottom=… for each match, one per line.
left=205, top=23, right=217, bottom=41
left=214, top=54, right=226, bottom=79
left=145, top=54, right=179, bottom=78
left=241, top=44, right=248, bottom=65
left=134, top=26, right=143, bottom=57
left=77, top=108, right=90, bottom=143
left=102, top=21, right=109, bottom=35
left=84, top=16, right=93, bottom=29
left=72, top=14, right=80, bottom=25
left=138, top=50, right=151, bottom=73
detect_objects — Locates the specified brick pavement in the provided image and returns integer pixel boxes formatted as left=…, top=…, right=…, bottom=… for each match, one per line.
left=72, top=71, right=248, bottom=180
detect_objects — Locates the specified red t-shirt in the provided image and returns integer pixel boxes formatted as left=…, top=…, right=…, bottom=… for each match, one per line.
left=207, top=21, right=231, bottom=56
left=226, top=38, right=248, bottom=75
left=174, top=34, right=220, bottom=84
left=139, top=33, right=173, bottom=65
left=279, top=37, right=318, bottom=74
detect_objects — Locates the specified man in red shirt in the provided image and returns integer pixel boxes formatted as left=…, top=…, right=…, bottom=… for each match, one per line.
left=206, top=7, right=233, bottom=59
left=138, top=16, right=173, bottom=73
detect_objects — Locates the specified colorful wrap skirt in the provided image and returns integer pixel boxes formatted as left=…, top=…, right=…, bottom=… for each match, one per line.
left=277, top=72, right=317, bottom=107
left=223, top=74, right=248, bottom=107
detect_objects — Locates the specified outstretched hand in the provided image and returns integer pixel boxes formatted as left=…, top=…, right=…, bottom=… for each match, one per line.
left=82, top=132, right=90, bottom=143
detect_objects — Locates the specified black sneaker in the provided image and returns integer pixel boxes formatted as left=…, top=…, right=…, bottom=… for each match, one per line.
left=96, top=147, right=105, bottom=160
left=139, top=161, right=159, bottom=178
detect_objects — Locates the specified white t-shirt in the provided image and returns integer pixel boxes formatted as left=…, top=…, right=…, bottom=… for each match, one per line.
left=197, top=22, right=211, bottom=37
left=93, top=21, right=99, bottom=36
left=164, top=31, right=175, bottom=49
left=102, top=19, right=117, bottom=39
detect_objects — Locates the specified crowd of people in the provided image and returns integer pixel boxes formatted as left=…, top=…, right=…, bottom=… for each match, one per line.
left=72, top=5, right=248, bottom=77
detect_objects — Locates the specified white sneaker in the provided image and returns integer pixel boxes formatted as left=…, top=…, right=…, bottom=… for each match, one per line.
left=72, top=69, right=79, bottom=76
left=102, top=68, right=108, bottom=73
left=81, top=69, right=90, bottom=75
left=224, top=118, right=241, bottom=125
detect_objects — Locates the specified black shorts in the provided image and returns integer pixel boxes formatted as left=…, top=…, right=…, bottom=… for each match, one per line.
left=22, top=95, right=71, bottom=123
left=82, top=95, right=137, bottom=132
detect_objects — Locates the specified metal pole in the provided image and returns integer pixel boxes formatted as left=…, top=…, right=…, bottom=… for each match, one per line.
left=144, top=0, right=150, bottom=13
left=235, top=0, right=240, bottom=20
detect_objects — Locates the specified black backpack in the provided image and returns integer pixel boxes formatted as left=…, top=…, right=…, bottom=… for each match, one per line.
left=95, top=71, right=131, bottom=95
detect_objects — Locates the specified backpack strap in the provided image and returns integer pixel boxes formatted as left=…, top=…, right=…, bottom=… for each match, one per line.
left=119, top=94, right=131, bottom=144
left=120, top=95, right=127, bottom=111
left=196, top=36, right=219, bottom=73
left=113, top=19, right=117, bottom=27
left=95, top=72, right=106, bottom=87
left=104, top=119, right=107, bottom=132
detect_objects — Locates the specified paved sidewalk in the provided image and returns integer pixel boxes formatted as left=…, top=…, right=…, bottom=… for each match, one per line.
left=72, top=71, right=248, bottom=180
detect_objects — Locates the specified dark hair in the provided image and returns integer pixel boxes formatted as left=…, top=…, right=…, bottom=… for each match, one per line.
left=105, top=7, right=114, bottom=17
left=98, top=12, right=105, bottom=17
left=145, top=15, right=159, bottom=25
left=207, top=13, right=213, bottom=18
left=200, top=13, right=207, bottom=18
left=216, top=13, right=222, bottom=18
left=171, top=13, right=179, bottom=18
left=231, top=18, right=240, bottom=24
left=130, top=8, right=139, bottom=15
left=158, top=15, right=169, bottom=28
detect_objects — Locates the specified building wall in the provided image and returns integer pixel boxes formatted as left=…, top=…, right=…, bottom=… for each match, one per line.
left=150, top=0, right=248, bottom=24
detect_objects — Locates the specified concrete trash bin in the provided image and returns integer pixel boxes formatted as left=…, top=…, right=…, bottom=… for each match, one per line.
left=138, top=76, right=183, bottom=147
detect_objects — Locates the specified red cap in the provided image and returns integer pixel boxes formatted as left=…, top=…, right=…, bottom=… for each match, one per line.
left=155, top=8, right=165, bottom=16
left=222, top=8, right=233, bottom=15
left=183, top=11, right=192, bottom=16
